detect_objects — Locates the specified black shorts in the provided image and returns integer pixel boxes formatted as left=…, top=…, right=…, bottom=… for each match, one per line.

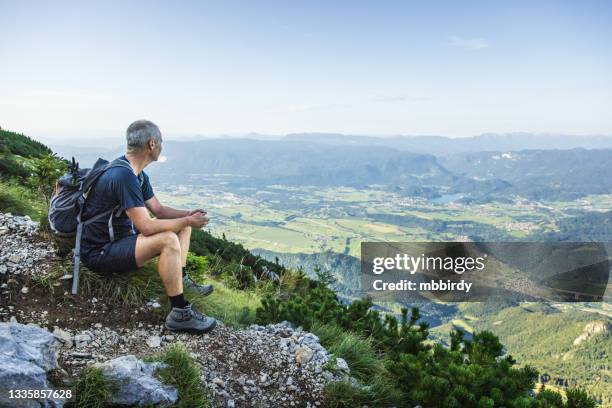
left=82, top=234, right=139, bottom=274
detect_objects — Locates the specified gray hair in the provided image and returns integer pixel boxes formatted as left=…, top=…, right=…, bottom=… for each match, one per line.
left=126, top=120, right=162, bottom=153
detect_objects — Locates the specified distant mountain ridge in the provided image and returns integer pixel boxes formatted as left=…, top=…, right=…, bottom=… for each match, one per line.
left=48, top=133, right=612, bottom=201
left=440, top=149, right=612, bottom=200
left=284, top=132, right=612, bottom=155
left=49, top=131, right=612, bottom=160
left=140, top=139, right=511, bottom=197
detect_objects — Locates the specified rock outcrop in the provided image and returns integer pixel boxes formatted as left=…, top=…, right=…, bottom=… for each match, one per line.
left=94, top=355, right=178, bottom=406
left=573, top=321, right=610, bottom=346
left=0, top=321, right=62, bottom=407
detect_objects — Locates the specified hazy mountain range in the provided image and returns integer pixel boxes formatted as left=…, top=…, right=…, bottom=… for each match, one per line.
left=283, top=132, right=612, bottom=155
left=50, top=131, right=612, bottom=156
left=51, top=133, right=612, bottom=201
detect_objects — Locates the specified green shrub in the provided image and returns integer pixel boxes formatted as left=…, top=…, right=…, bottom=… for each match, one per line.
left=0, top=154, right=29, bottom=178
left=256, top=280, right=429, bottom=358
left=0, top=179, right=47, bottom=218
left=190, top=228, right=286, bottom=283
left=385, top=332, right=541, bottom=408
left=27, top=152, right=66, bottom=204
left=536, top=388, right=565, bottom=407
left=257, top=281, right=592, bottom=408
left=565, top=388, right=596, bottom=408
left=185, top=252, right=208, bottom=283
left=0, top=188, right=31, bottom=215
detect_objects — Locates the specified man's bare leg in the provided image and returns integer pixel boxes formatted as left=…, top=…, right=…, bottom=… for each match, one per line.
left=175, top=225, right=213, bottom=295
left=176, top=225, right=191, bottom=268
left=134, top=231, right=183, bottom=296
left=133, top=229, right=216, bottom=333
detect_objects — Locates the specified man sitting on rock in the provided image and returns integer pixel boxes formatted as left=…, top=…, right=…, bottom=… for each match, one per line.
left=81, top=119, right=216, bottom=334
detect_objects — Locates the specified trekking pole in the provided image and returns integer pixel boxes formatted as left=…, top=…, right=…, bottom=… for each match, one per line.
left=72, top=198, right=84, bottom=295
left=70, top=157, right=82, bottom=294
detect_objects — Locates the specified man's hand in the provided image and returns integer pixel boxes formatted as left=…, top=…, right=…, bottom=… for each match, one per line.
left=188, top=209, right=207, bottom=216
left=188, top=212, right=209, bottom=228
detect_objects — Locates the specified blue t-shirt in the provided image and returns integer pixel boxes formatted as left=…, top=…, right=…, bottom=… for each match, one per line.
left=81, top=155, right=154, bottom=258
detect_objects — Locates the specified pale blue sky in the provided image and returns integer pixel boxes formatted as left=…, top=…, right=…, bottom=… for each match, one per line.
left=1, top=0, right=611, bottom=142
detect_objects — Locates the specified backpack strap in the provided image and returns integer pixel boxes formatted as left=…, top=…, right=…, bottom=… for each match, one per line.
left=107, top=205, right=123, bottom=242
left=72, top=221, right=83, bottom=294
left=103, top=158, right=140, bottom=242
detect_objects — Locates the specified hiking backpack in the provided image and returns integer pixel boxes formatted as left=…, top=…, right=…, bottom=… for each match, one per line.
left=48, top=156, right=135, bottom=294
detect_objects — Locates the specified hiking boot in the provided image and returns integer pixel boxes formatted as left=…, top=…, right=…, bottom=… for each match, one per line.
left=164, top=303, right=217, bottom=334
left=183, top=274, right=214, bottom=296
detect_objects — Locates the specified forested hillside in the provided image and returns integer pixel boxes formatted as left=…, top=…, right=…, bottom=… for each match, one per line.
left=0, top=127, right=65, bottom=218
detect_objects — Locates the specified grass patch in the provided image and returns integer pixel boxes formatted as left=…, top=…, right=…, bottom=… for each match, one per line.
left=186, top=275, right=261, bottom=327
left=67, top=366, right=114, bottom=408
left=28, top=257, right=165, bottom=307
left=326, top=332, right=385, bottom=381
left=0, top=179, right=45, bottom=218
left=310, top=322, right=385, bottom=381
left=310, top=321, right=344, bottom=347
left=323, top=376, right=401, bottom=408
left=81, top=259, right=262, bottom=325
left=29, top=259, right=69, bottom=290
left=276, top=267, right=306, bottom=298
left=148, top=343, right=210, bottom=408
left=311, top=322, right=400, bottom=407
left=35, top=253, right=261, bottom=325
left=77, top=260, right=164, bottom=307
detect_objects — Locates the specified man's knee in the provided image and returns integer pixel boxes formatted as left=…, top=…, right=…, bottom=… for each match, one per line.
left=159, top=231, right=181, bottom=252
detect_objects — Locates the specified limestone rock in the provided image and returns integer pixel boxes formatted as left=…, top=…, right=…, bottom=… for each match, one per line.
left=0, top=321, right=58, bottom=371
left=74, top=333, right=92, bottom=348
left=0, top=322, right=61, bottom=407
left=52, top=327, right=74, bottom=349
left=335, top=357, right=350, bottom=373
left=145, top=335, right=162, bottom=348
left=95, top=355, right=178, bottom=406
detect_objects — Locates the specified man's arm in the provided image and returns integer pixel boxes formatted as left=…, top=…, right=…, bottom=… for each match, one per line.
left=126, top=206, right=208, bottom=236
left=145, top=196, right=192, bottom=219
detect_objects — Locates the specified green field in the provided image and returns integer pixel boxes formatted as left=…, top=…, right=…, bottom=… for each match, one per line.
left=156, top=186, right=611, bottom=257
